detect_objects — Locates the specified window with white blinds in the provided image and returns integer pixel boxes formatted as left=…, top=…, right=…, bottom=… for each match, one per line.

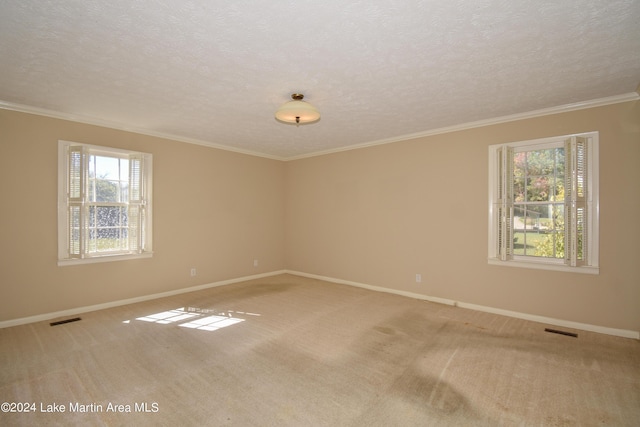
left=58, top=141, right=153, bottom=265
left=488, top=132, right=598, bottom=274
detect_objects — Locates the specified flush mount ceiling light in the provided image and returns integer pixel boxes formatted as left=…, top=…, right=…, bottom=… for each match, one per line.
left=275, top=93, right=320, bottom=125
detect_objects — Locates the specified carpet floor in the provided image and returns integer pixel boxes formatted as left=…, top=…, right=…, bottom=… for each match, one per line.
left=1, top=274, right=639, bottom=426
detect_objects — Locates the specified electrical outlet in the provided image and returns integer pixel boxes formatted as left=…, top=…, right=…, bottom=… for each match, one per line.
left=415, top=273, right=422, bottom=283
left=253, top=259, right=258, bottom=267
left=190, top=268, right=197, bottom=277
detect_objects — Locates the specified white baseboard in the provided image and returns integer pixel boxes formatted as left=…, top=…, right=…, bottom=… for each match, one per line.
left=0, top=270, right=287, bottom=329
left=3, top=269, right=637, bottom=340
left=286, top=270, right=640, bottom=340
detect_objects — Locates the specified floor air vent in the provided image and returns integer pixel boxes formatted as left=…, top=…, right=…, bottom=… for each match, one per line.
left=544, top=328, right=577, bottom=338
left=50, top=317, right=81, bottom=326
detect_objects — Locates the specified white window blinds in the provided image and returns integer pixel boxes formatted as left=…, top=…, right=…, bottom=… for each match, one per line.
left=496, top=145, right=514, bottom=261
left=128, top=154, right=144, bottom=254
left=564, top=136, right=588, bottom=267
left=67, top=145, right=86, bottom=258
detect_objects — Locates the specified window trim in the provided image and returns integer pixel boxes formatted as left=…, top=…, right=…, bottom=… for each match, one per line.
left=57, top=140, right=153, bottom=266
left=488, top=132, right=599, bottom=274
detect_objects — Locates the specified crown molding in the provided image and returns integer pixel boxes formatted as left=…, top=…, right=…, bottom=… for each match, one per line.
left=0, top=100, right=282, bottom=161
left=285, top=92, right=640, bottom=161
left=2, top=91, right=637, bottom=162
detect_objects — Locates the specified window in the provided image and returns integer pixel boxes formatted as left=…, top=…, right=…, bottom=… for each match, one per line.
left=488, top=132, right=598, bottom=273
left=58, top=141, right=153, bottom=265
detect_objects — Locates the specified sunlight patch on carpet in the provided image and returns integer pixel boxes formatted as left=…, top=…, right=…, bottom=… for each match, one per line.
left=126, top=306, right=259, bottom=331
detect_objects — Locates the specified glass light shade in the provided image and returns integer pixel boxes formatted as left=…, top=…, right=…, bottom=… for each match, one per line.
left=275, top=98, right=320, bottom=124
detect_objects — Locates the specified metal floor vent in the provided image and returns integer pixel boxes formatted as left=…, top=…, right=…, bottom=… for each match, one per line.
left=50, top=317, right=81, bottom=326
left=544, top=328, right=578, bottom=338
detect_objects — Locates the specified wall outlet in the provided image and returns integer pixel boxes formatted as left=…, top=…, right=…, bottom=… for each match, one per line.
left=253, top=259, right=258, bottom=267
left=415, top=273, right=422, bottom=283
left=190, top=268, right=197, bottom=277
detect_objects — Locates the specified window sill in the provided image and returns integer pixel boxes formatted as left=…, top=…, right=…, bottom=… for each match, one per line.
left=58, top=252, right=153, bottom=267
left=488, top=258, right=599, bottom=274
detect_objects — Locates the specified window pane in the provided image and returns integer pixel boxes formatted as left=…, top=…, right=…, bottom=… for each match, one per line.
left=513, top=204, right=565, bottom=258
left=514, top=147, right=566, bottom=203
left=514, top=152, right=526, bottom=202
left=513, top=206, right=527, bottom=255
left=88, top=154, right=95, bottom=180
left=512, top=145, right=567, bottom=259
left=119, top=159, right=129, bottom=181
left=96, top=206, right=121, bottom=227
left=514, top=176, right=525, bottom=202
left=69, top=206, right=80, bottom=255
left=88, top=206, right=129, bottom=253
left=553, top=176, right=564, bottom=202
left=526, top=175, right=553, bottom=202
left=94, top=179, right=119, bottom=202
left=89, top=155, right=127, bottom=203
left=514, top=206, right=543, bottom=256
left=89, top=228, right=125, bottom=252
left=531, top=204, right=564, bottom=259
left=94, top=155, right=120, bottom=179
left=526, top=149, right=555, bottom=175
left=121, top=181, right=129, bottom=202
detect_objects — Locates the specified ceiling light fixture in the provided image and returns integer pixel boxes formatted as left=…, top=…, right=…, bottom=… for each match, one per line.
left=275, top=93, right=320, bottom=125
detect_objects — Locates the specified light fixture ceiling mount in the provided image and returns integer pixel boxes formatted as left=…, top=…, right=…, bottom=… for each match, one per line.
left=275, top=93, right=320, bottom=125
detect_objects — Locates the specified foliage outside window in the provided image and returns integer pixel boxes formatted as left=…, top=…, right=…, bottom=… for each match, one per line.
left=488, top=132, right=598, bottom=273
left=58, top=141, right=153, bottom=265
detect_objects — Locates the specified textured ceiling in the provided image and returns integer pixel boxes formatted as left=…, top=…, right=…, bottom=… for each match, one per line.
left=1, top=0, right=639, bottom=160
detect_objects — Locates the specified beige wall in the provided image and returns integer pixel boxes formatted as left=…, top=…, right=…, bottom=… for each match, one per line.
left=0, top=109, right=286, bottom=322
left=1, top=101, right=639, bottom=334
left=285, top=100, right=640, bottom=333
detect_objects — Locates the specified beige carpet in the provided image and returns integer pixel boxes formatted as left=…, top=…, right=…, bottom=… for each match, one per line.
left=1, top=274, right=639, bottom=426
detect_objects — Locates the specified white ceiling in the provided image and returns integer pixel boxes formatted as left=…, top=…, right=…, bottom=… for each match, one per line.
left=1, top=1, right=639, bottom=160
